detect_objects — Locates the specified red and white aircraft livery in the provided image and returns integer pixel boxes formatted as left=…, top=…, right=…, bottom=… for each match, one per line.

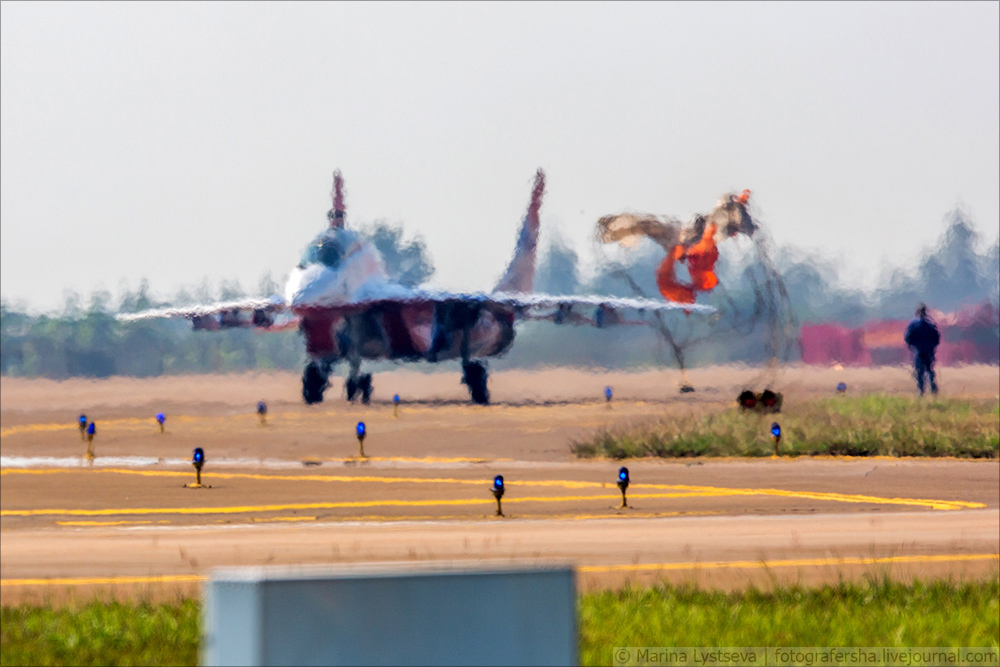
left=118, top=170, right=714, bottom=404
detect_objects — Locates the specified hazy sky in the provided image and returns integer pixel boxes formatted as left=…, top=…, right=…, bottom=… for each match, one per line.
left=2, top=2, right=998, bottom=311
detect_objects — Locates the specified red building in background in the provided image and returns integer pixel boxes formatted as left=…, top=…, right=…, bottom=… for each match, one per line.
left=800, top=302, right=999, bottom=366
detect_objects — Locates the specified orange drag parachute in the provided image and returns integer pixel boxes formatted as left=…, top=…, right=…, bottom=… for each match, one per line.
left=598, top=190, right=755, bottom=305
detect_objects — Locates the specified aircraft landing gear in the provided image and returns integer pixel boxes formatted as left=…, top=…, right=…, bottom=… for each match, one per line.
left=346, top=373, right=373, bottom=404
left=462, top=361, right=490, bottom=405
left=344, top=352, right=373, bottom=404
left=302, top=361, right=331, bottom=404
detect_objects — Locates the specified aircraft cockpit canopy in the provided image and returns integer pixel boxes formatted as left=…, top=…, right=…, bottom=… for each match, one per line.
left=299, top=228, right=360, bottom=270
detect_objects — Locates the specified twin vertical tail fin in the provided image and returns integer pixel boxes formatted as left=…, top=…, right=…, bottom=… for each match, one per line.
left=328, top=169, right=346, bottom=228
left=494, top=169, right=545, bottom=294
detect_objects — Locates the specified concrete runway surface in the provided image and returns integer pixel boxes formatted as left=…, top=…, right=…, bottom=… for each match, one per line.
left=1, top=366, right=997, bottom=601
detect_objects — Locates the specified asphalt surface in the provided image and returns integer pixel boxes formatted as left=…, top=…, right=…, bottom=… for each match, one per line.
left=1, top=367, right=997, bottom=601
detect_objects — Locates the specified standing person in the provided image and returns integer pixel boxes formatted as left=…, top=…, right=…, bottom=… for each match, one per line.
left=904, top=304, right=940, bottom=396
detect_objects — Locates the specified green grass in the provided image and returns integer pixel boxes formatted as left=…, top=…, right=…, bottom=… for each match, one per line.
left=0, top=599, right=199, bottom=667
left=2, top=578, right=997, bottom=666
left=579, top=577, right=1000, bottom=666
left=572, top=395, right=1000, bottom=459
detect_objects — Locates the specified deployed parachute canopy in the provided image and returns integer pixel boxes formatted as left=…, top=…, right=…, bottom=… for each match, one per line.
left=598, top=189, right=755, bottom=305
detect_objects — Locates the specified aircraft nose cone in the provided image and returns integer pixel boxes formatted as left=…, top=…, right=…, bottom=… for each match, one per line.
left=287, top=264, right=342, bottom=308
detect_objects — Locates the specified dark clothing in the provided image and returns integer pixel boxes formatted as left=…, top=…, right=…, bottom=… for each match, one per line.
left=904, top=317, right=941, bottom=395
left=904, top=318, right=940, bottom=356
left=913, top=352, right=938, bottom=395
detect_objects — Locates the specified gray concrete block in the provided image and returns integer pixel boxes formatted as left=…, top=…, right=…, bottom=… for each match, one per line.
left=203, top=561, right=576, bottom=666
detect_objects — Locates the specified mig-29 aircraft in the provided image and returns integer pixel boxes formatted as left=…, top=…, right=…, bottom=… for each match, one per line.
left=118, top=169, right=714, bottom=405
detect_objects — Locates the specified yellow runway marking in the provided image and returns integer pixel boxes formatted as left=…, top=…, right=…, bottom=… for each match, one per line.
left=547, top=510, right=724, bottom=521
left=633, top=483, right=986, bottom=512
left=0, top=574, right=206, bottom=587
left=333, top=456, right=512, bottom=464
left=1, top=468, right=984, bottom=511
left=3, top=553, right=995, bottom=588
left=0, top=411, right=361, bottom=438
left=579, top=553, right=1000, bottom=573
left=1, top=423, right=79, bottom=437
left=45, top=511, right=722, bottom=525
left=0, top=486, right=986, bottom=518
left=0, top=402, right=626, bottom=438
left=1, top=468, right=598, bottom=487
left=0, top=493, right=741, bottom=517
left=211, top=511, right=721, bottom=524
left=0, top=415, right=221, bottom=438
left=56, top=520, right=171, bottom=527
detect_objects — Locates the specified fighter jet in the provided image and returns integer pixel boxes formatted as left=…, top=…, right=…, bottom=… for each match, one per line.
left=118, top=169, right=713, bottom=405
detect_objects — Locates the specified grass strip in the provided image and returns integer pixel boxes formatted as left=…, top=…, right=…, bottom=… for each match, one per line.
left=579, top=577, right=1000, bottom=665
left=572, top=395, right=1000, bottom=459
left=2, top=578, right=997, bottom=666
left=1, top=599, right=198, bottom=667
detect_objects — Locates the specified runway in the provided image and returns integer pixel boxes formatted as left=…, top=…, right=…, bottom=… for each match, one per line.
left=1, top=509, right=997, bottom=601
left=1, top=368, right=997, bottom=601
left=1, top=457, right=996, bottom=601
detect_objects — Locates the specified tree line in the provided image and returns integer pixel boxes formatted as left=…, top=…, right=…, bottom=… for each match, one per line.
left=2, top=214, right=997, bottom=379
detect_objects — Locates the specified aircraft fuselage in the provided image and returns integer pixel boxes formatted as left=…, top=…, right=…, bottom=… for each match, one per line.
left=296, top=300, right=516, bottom=365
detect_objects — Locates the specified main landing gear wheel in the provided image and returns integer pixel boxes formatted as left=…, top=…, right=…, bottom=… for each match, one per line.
left=462, top=361, right=490, bottom=405
left=346, top=374, right=373, bottom=404
left=302, top=362, right=329, bottom=404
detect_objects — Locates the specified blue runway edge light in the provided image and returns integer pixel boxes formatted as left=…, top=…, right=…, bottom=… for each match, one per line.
left=193, top=447, right=204, bottom=464
left=87, top=422, right=96, bottom=435
left=257, top=401, right=267, bottom=413
left=617, top=466, right=630, bottom=507
left=393, top=394, right=400, bottom=404
left=491, top=474, right=505, bottom=515
left=78, top=415, right=87, bottom=425
left=837, top=382, right=847, bottom=393
left=605, top=386, right=612, bottom=400
left=356, top=422, right=366, bottom=438
left=771, top=422, right=781, bottom=438
left=156, top=413, right=165, bottom=424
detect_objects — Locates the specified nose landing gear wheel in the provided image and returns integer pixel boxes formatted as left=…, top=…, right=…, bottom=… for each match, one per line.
left=346, top=373, right=373, bottom=403
left=302, top=363, right=329, bottom=405
left=358, top=374, right=373, bottom=404
left=462, top=361, right=489, bottom=405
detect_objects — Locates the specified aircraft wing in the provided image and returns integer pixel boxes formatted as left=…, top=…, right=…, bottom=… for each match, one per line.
left=339, top=285, right=716, bottom=326
left=487, top=291, right=716, bottom=326
left=488, top=291, right=715, bottom=314
left=115, top=295, right=288, bottom=330
left=336, top=283, right=715, bottom=314
left=114, top=287, right=713, bottom=330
